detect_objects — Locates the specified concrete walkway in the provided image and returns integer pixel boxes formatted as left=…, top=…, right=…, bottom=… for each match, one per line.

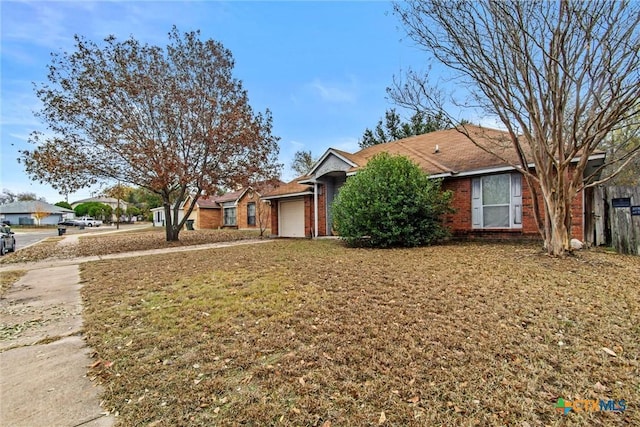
left=0, top=238, right=273, bottom=426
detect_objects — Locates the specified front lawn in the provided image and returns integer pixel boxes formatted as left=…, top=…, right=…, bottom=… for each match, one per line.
left=80, top=240, right=639, bottom=426
left=0, top=228, right=263, bottom=264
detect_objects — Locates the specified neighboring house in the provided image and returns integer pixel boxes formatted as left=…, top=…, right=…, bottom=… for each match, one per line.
left=151, top=204, right=183, bottom=227
left=262, top=126, right=605, bottom=240
left=182, top=184, right=279, bottom=230
left=0, top=201, right=75, bottom=226
left=71, top=197, right=129, bottom=222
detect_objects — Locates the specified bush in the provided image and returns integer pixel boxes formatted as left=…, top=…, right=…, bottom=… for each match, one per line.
left=331, top=153, right=454, bottom=248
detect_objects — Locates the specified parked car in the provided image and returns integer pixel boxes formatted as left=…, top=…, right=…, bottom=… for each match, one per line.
left=0, top=224, right=16, bottom=255
left=58, top=219, right=80, bottom=226
left=76, top=216, right=103, bottom=227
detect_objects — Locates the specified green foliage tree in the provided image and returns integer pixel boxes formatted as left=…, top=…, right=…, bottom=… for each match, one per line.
left=359, top=109, right=448, bottom=149
left=125, top=205, right=141, bottom=221
left=127, top=187, right=162, bottom=221
left=55, top=201, right=72, bottom=210
left=74, top=202, right=112, bottom=220
left=331, top=153, right=453, bottom=248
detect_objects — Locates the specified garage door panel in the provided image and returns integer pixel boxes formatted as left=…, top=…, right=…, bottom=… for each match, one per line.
left=280, top=199, right=305, bottom=237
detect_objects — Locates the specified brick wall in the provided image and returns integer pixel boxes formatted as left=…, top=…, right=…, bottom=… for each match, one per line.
left=270, top=201, right=279, bottom=236
left=197, top=208, right=221, bottom=229
left=300, top=186, right=328, bottom=237
left=269, top=172, right=586, bottom=241
left=443, top=173, right=585, bottom=240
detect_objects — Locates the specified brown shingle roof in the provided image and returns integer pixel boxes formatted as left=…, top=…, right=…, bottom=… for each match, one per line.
left=261, top=176, right=312, bottom=199
left=352, top=125, right=519, bottom=175
left=194, top=196, right=220, bottom=209
left=213, top=190, right=246, bottom=204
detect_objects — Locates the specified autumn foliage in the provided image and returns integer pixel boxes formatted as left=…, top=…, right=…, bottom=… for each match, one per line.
left=20, top=27, right=281, bottom=241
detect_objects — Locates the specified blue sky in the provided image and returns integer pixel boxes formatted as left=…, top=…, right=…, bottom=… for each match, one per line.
left=1, top=0, right=477, bottom=203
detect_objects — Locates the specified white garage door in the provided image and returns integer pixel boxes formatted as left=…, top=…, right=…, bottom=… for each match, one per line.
left=279, top=198, right=305, bottom=237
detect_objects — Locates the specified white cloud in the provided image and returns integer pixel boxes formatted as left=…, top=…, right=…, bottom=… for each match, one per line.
left=308, top=79, right=357, bottom=104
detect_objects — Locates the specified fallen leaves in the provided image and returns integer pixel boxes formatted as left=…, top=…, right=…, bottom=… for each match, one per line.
left=78, top=240, right=640, bottom=426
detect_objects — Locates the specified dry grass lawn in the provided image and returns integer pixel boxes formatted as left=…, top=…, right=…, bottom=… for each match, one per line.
left=0, top=270, right=26, bottom=297
left=0, top=228, right=262, bottom=264
left=80, top=240, right=639, bottom=426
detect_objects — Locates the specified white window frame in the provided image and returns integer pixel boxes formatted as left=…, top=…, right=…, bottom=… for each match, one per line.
left=472, top=173, right=522, bottom=229
left=223, top=202, right=237, bottom=226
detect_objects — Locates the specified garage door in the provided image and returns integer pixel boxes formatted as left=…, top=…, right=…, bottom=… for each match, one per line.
left=279, top=199, right=305, bottom=237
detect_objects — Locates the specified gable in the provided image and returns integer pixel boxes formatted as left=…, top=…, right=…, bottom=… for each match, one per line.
left=310, top=151, right=356, bottom=179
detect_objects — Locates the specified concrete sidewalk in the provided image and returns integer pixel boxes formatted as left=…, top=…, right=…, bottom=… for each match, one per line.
left=0, top=265, right=113, bottom=426
left=0, top=238, right=274, bottom=426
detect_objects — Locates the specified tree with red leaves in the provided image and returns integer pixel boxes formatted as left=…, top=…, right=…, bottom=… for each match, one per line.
left=21, top=27, right=281, bottom=241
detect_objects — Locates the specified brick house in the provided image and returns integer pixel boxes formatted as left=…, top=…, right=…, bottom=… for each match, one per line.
left=182, top=185, right=278, bottom=230
left=261, top=126, right=604, bottom=240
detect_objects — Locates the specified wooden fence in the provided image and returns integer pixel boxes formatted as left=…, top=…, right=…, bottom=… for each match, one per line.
left=590, top=186, right=640, bottom=255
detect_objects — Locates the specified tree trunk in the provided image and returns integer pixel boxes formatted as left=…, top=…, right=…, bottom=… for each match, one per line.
left=539, top=174, right=574, bottom=256
left=163, top=203, right=180, bottom=242
left=546, top=207, right=570, bottom=256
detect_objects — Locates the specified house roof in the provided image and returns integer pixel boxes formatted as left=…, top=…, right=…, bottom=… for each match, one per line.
left=185, top=181, right=287, bottom=208
left=265, top=125, right=605, bottom=200
left=213, top=189, right=246, bottom=204
left=0, top=201, right=74, bottom=214
left=348, top=126, right=521, bottom=176
left=261, top=177, right=313, bottom=199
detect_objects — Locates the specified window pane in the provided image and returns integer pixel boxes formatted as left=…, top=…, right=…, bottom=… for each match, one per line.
left=247, top=203, right=256, bottom=226
left=224, top=207, right=237, bottom=225
left=482, top=175, right=510, bottom=205
left=483, top=206, right=509, bottom=227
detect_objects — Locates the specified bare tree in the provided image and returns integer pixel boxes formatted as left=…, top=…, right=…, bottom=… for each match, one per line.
left=20, top=27, right=281, bottom=241
left=291, top=150, right=316, bottom=176
left=390, top=0, right=640, bottom=255
left=600, top=121, right=640, bottom=185
left=255, top=199, right=270, bottom=238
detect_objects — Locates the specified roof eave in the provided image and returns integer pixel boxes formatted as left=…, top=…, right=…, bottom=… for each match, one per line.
left=261, top=191, right=313, bottom=200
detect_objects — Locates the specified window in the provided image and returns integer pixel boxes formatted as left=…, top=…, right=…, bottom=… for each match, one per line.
left=223, top=204, right=237, bottom=226
left=472, top=173, right=522, bottom=229
left=247, top=202, right=256, bottom=226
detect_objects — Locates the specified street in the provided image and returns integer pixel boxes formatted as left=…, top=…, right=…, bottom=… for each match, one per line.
left=12, top=230, right=57, bottom=250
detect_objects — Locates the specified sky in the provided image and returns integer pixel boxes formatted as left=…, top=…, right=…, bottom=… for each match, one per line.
left=0, top=0, right=481, bottom=204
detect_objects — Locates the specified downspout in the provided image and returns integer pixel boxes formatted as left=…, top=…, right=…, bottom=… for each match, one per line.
left=314, top=181, right=318, bottom=238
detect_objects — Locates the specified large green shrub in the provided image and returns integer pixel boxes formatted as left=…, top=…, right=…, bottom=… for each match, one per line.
left=331, top=153, right=454, bottom=247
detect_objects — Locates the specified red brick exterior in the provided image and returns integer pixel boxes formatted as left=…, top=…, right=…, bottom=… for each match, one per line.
left=270, top=201, right=279, bottom=236
left=442, top=173, right=585, bottom=240
left=234, top=192, right=270, bottom=230
left=269, top=185, right=328, bottom=238
left=270, top=173, right=586, bottom=241
left=183, top=191, right=270, bottom=230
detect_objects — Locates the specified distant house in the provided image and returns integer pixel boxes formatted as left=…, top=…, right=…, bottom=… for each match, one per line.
left=0, top=201, right=75, bottom=226
left=182, top=184, right=280, bottom=230
left=71, top=197, right=129, bottom=222
left=151, top=204, right=183, bottom=228
left=262, top=126, right=605, bottom=240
